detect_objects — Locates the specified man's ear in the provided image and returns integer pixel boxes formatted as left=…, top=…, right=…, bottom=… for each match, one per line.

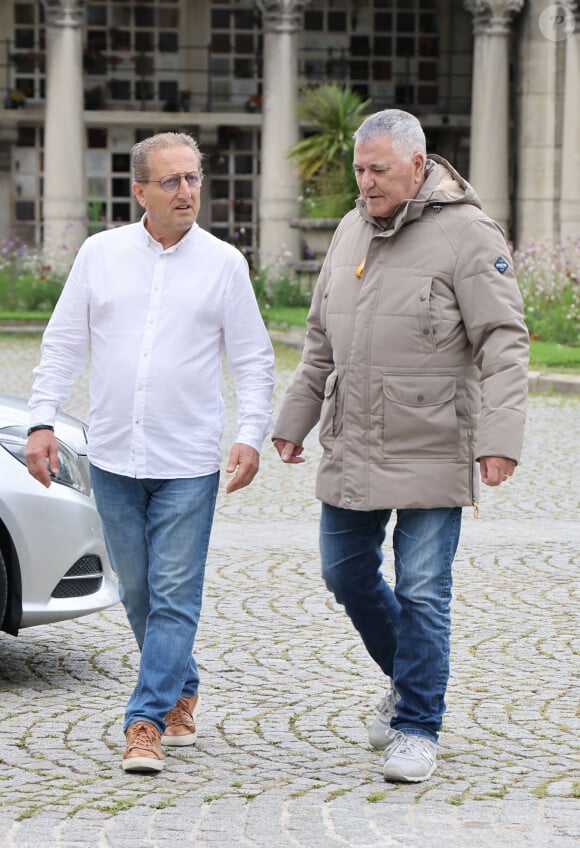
left=133, top=181, right=146, bottom=208
left=413, top=153, right=426, bottom=181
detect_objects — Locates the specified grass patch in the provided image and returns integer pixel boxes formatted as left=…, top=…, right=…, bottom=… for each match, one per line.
left=264, top=306, right=309, bottom=327
left=0, top=311, right=51, bottom=322
left=532, top=783, right=549, bottom=799
left=529, top=341, right=580, bottom=371
left=325, top=787, right=350, bottom=801
left=95, top=799, right=137, bottom=814
left=366, top=790, right=387, bottom=803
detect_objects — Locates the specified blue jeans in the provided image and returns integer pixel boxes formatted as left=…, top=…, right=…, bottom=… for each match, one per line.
left=320, top=504, right=462, bottom=742
left=90, top=465, right=219, bottom=734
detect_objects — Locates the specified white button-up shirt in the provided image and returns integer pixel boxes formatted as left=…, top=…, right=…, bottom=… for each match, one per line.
left=29, top=218, right=275, bottom=478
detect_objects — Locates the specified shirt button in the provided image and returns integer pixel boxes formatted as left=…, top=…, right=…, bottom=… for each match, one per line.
left=417, top=394, right=424, bottom=402
left=420, top=294, right=427, bottom=301
left=344, top=496, right=352, bottom=504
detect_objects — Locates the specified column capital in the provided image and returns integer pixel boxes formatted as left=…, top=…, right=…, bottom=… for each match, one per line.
left=560, top=0, right=580, bottom=28
left=255, top=0, right=310, bottom=33
left=464, top=0, right=524, bottom=35
left=41, top=0, right=85, bottom=28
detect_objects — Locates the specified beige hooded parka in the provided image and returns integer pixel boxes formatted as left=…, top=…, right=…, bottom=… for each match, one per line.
left=273, top=155, right=529, bottom=511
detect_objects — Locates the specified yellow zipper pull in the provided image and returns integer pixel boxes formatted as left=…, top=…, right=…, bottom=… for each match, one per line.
left=356, top=258, right=366, bottom=278
left=472, top=500, right=479, bottom=519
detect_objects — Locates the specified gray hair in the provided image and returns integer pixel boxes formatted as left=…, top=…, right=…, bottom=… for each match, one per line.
left=354, top=109, right=426, bottom=160
left=131, top=132, right=203, bottom=182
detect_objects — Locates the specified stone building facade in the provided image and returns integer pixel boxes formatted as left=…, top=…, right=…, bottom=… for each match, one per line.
left=0, top=0, right=577, bottom=266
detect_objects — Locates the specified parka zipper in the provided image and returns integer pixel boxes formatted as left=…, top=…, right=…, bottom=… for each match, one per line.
left=468, top=429, right=479, bottom=518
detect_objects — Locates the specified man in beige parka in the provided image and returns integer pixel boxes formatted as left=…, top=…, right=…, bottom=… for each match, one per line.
left=272, top=109, right=529, bottom=783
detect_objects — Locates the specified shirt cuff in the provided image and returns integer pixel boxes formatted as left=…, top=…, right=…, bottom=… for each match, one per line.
left=28, top=404, right=58, bottom=430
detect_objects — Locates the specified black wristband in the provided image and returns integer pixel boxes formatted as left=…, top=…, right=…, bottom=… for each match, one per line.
left=27, top=425, right=54, bottom=436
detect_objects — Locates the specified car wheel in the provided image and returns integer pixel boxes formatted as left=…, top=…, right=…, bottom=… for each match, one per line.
left=0, top=547, right=7, bottom=629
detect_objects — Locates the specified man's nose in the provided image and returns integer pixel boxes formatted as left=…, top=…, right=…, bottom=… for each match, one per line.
left=359, top=171, right=375, bottom=190
left=176, top=175, right=191, bottom=194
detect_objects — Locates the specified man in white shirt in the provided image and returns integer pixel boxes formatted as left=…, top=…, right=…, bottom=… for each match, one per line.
left=25, top=132, right=275, bottom=774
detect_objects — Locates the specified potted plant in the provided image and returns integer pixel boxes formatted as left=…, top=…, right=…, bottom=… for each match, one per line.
left=288, top=83, right=369, bottom=261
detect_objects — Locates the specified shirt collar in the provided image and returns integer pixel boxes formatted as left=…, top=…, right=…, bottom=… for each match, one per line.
left=139, top=213, right=198, bottom=253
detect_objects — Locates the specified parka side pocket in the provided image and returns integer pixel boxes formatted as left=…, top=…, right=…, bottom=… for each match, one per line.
left=319, top=370, right=341, bottom=453
left=382, top=375, right=459, bottom=459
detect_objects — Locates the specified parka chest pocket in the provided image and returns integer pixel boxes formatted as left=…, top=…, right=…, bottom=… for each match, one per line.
left=382, top=375, right=458, bottom=459
left=319, top=370, right=343, bottom=451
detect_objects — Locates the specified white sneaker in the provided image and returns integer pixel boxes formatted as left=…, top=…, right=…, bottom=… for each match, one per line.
left=368, top=679, right=399, bottom=750
left=383, top=733, right=437, bottom=783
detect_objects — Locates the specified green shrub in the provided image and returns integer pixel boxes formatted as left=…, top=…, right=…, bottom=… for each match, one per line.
left=0, top=236, right=66, bottom=311
left=288, top=83, right=369, bottom=219
left=514, top=238, right=579, bottom=345
left=251, top=253, right=310, bottom=321
left=249, top=266, right=271, bottom=315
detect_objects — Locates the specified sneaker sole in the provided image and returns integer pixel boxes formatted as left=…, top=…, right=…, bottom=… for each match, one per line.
left=162, top=695, right=201, bottom=747
left=383, top=760, right=436, bottom=783
left=162, top=730, right=197, bottom=747
left=122, top=755, right=164, bottom=773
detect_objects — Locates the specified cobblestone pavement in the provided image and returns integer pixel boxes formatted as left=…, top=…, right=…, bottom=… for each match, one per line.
left=0, top=334, right=578, bottom=848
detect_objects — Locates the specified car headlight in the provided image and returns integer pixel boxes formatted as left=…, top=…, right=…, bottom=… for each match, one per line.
left=0, top=426, right=91, bottom=497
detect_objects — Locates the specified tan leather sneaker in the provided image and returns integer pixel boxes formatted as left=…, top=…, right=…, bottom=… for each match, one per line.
left=162, top=693, right=201, bottom=746
left=122, top=720, right=164, bottom=773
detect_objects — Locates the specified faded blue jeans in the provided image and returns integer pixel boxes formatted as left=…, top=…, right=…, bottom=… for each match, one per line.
left=90, top=464, right=219, bottom=734
left=320, top=504, right=462, bottom=742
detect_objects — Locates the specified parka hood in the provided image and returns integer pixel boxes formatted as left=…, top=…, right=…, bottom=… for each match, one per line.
left=356, top=153, right=482, bottom=232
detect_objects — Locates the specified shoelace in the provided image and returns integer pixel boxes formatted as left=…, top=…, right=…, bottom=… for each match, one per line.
left=165, top=698, right=194, bottom=729
left=395, top=735, right=433, bottom=759
left=127, top=722, right=159, bottom=752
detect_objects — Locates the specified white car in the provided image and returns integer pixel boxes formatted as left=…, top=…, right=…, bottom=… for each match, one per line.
left=0, top=394, right=118, bottom=634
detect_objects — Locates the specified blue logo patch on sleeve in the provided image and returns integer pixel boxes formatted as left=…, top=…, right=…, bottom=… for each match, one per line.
left=494, top=256, right=509, bottom=274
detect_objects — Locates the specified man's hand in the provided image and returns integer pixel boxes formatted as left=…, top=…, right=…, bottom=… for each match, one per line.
left=479, top=456, right=516, bottom=487
left=25, top=430, right=59, bottom=488
left=226, top=442, right=260, bottom=493
left=273, top=439, right=305, bottom=464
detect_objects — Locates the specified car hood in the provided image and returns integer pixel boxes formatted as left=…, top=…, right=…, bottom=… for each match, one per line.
left=0, top=394, right=89, bottom=455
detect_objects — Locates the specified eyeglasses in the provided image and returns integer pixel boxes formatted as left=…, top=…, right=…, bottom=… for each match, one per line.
left=141, top=172, right=203, bottom=193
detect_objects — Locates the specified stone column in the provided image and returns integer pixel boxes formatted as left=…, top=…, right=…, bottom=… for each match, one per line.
left=0, top=2, right=14, bottom=240
left=560, top=2, right=580, bottom=240
left=465, top=0, right=524, bottom=236
left=0, top=127, right=18, bottom=241
left=514, top=0, right=560, bottom=246
left=41, top=0, right=86, bottom=266
left=256, top=0, right=307, bottom=269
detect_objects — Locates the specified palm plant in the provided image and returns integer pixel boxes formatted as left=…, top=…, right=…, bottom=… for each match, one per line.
left=288, top=83, right=370, bottom=218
